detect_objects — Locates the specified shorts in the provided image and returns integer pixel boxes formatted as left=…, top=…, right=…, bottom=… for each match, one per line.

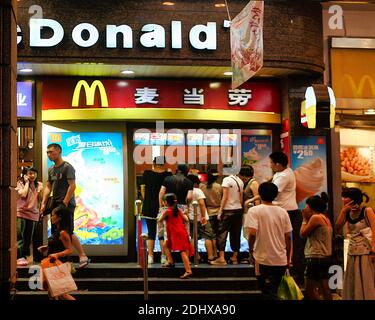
left=189, top=219, right=215, bottom=240
left=304, top=257, right=332, bottom=281
left=156, top=212, right=166, bottom=241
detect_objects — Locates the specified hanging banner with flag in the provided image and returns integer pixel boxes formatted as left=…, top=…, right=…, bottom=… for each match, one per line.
left=230, top=1, right=264, bottom=89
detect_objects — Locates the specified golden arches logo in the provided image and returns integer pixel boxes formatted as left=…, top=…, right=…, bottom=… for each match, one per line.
left=72, top=80, right=109, bottom=107
left=340, top=74, right=375, bottom=98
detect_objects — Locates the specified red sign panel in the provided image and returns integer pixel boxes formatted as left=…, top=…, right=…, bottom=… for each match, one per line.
left=42, top=79, right=280, bottom=113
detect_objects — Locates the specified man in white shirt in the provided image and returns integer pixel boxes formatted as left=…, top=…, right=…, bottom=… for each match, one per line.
left=269, top=151, right=305, bottom=285
left=244, top=182, right=292, bottom=299
left=211, top=169, right=244, bottom=265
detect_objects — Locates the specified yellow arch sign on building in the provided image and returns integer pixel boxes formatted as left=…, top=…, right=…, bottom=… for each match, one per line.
left=71, top=80, right=109, bottom=107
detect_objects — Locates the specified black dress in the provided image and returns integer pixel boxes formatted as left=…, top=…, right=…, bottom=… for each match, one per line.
left=47, top=229, right=72, bottom=263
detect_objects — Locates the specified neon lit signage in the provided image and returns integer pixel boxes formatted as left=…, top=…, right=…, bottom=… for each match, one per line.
left=72, top=80, right=109, bottom=107
left=19, top=18, right=217, bottom=50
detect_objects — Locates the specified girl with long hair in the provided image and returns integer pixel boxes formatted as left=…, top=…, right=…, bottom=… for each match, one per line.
left=336, top=187, right=375, bottom=300
left=38, top=206, right=75, bottom=300
left=16, top=166, right=43, bottom=266
left=158, top=193, right=194, bottom=279
left=300, top=192, right=332, bottom=300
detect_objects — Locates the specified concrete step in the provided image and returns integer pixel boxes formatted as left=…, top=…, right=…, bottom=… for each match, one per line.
left=15, top=262, right=260, bottom=300
left=17, top=262, right=255, bottom=279
left=14, top=289, right=262, bottom=301
left=16, top=276, right=258, bottom=291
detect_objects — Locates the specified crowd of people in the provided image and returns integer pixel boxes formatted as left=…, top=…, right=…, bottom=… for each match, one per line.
left=15, top=144, right=375, bottom=300
left=141, top=152, right=375, bottom=300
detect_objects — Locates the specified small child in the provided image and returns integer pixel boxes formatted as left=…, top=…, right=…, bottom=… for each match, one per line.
left=158, top=193, right=194, bottom=279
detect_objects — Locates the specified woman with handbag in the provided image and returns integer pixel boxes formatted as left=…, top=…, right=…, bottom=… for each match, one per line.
left=16, top=167, right=43, bottom=266
left=38, top=206, right=76, bottom=300
left=336, top=187, right=375, bottom=300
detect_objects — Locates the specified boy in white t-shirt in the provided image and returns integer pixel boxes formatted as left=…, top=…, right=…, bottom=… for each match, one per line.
left=187, top=175, right=215, bottom=262
left=244, top=182, right=293, bottom=299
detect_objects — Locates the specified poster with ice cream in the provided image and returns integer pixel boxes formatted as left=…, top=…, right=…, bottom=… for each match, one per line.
left=47, top=132, right=124, bottom=245
left=291, top=136, right=327, bottom=210
left=241, top=134, right=273, bottom=183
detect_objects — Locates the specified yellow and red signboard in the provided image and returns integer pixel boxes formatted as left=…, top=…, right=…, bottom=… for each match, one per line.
left=42, top=79, right=280, bottom=113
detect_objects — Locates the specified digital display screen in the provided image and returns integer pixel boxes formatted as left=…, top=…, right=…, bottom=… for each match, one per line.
left=17, top=82, right=34, bottom=118
left=47, top=132, right=124, bottom=245
left=134, top=132, right=150, bottom=145
left=187, top=133, right=203, bottom=146
left=203, top=133, right=220, bottom=146
left=150, top=133, right=167, bottom=145
left=167, top=133, right=185, bottom=145
left=221, top=134, right=238, bottom=146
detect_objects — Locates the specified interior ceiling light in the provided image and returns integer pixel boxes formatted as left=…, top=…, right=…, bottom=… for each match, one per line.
left=162, top=2, right=175, bottom=5
left=121, top=70, right=134, bottom=74
left=223, top=71, right=233, bottom=76
left=19, top=68, right=33, bottom=73
left=365, top=108, right=375, bottom=114
left=215, top=3, right=226, bottom=8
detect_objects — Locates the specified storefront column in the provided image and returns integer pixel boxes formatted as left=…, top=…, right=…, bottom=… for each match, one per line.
left=0, top=0, right=18, bottom=301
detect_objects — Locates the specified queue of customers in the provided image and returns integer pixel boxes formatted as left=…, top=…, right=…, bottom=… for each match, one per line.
left=141, top=152, right=375, bottom=300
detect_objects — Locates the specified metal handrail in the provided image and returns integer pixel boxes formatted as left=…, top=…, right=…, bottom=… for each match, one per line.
left=192, top=201, right=199, bottom=267
left=141, top=233, right=149, bottom=300
left=135, top=199, right=143, bottom=268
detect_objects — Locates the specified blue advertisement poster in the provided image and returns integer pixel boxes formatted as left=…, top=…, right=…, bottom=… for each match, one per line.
left=241, top=135, right=273, bottom=183
left=291, top=136, right=327, bottom=211
left=47, top=132, right=124, bottom=245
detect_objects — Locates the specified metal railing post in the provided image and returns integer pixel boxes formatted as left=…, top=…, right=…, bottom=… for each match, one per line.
left=192, top=201, right=199, bottom=267
left=135, top=199, right=143, bottom=267
left=141, top=233, right=149, bottom=300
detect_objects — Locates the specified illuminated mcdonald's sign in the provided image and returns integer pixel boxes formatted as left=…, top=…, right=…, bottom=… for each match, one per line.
left=340, top=74, right=375, bottom=98
left=71, top=80, right=108, bottom=107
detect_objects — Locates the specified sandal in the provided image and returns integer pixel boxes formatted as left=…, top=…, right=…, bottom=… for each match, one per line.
left=162, top=262, right=175, bottom=268
left=209, top=259, right=227, bottom=265
left=228, top=258, right=238, bottom=265
left=78, top=257, right=91, bottom=269
left=180, top=272, right=192, bottom=279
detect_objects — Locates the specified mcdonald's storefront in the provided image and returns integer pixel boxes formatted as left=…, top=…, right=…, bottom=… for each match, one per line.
left=15, top=0, right=326, bottom=259
left=36, top=77, right=281, bottom=258
left=331, top=39, right=375, bottom=208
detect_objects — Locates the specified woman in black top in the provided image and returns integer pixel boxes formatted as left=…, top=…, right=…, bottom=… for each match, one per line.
left=140, top=156, right=172, bottom=264
left=39, top=206, right=75, bottom=300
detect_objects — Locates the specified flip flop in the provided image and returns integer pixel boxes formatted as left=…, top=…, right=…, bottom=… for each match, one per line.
left=78, top=257, right=91, bottom=269
left=209, top=259, right=227, bottom=265
left=162, top=262, right=175, bottom=268
left=180, top=272, right=192, bottom=279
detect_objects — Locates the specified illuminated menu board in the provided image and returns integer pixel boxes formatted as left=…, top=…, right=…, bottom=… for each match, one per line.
left=167, top=133, right=185, bottom=145
left=150, top=133, right=167, bottom=145
left=221, top=133, right=238, bottom=146
left=203, top=133, right=220, bottom=146
left=187, top=133, right=204, bottom=146
left=133, top=132, right=150, bottom=145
